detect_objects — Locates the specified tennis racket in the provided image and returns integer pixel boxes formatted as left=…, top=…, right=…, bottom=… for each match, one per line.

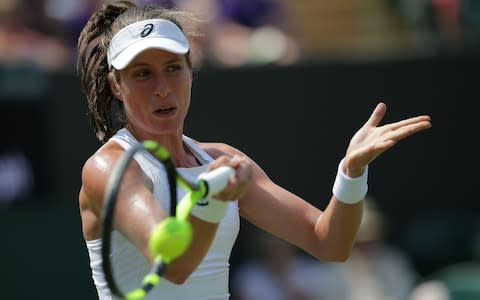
left=101, top=140, right=234, bottom=300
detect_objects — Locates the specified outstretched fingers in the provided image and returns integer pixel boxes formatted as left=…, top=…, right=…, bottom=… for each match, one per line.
left=364, top=102, right=387, bottom=127
left=388, top=115, right=431, bottom=131
left=382, top=118, right=432, bottom=146
left=346, top=103, right=432, bottom=168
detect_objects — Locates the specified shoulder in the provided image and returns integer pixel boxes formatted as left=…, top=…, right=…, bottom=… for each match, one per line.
left=189, top=138, right=269, bottom=178
left=81, top=141, right=125, bottom=184
left=80, top=141, right=126, bottom=211
left=194, top=140, right=246, bottom=160
left=193, top=139, right=270, bottom=182
left=79, top=141, right=127, bottom=239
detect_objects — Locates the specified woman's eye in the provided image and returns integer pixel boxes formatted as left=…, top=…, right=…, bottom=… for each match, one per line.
left=134, top=69, right=150, bottom=78
left=166, top=64, right=182, bottom=72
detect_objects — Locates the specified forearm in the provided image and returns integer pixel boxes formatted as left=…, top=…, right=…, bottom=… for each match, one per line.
left=313, top=158, right=367, bottom=261
left=314, top=198, right=363, bottom=261
left=160, top=194, right=229, bottom=283
left=151, top=172, right=232, bottom=283
left=162, top=216, right=219, bottom=284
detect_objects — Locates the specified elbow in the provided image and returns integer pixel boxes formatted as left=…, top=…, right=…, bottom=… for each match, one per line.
left=163, top=274, right=190, bottom=285
left=314, top=246, right=353, bottom=262
left=166, top=275, right=189, bottom=285
left=327, top=251, right=351, bottom=262
left=162, top=265, right=194, bottom=285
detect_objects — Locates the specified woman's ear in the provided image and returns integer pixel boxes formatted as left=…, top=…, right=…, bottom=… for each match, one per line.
left=108, top=72, right=123, bottom=101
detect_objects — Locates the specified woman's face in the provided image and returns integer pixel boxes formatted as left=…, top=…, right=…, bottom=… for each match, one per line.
left=111, top=49, right=192, bottom=140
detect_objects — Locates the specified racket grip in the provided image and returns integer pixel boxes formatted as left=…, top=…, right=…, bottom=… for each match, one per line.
left=199, top=166, right=235, bottom=196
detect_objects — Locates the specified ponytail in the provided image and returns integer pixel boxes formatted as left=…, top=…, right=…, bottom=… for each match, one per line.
left=77, top=1, right=135, bottom=143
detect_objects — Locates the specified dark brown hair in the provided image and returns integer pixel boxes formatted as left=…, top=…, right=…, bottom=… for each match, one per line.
left=77, top=0, right=197, bottom=143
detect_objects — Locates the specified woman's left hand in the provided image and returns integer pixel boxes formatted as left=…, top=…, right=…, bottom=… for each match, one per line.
left=343, top=102, right=432, bottom=177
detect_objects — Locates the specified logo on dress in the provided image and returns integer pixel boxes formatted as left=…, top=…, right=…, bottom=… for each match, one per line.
left=140, top=24, right=154, bottom=37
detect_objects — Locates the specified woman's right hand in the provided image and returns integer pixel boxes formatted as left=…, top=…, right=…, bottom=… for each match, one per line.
left=206, top=154, right=253, bottom=201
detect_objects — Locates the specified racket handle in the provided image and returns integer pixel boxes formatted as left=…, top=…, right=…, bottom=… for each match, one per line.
left=199, top=166, right=235, bottom=196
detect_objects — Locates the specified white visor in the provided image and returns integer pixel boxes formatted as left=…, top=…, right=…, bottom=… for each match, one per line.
left=107, top=19, right=190, bottom=70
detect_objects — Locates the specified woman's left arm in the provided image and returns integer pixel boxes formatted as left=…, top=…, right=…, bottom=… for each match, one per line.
left=239, top=162, right=361, bottom=262
left=239, top=102, right=432, bottom=261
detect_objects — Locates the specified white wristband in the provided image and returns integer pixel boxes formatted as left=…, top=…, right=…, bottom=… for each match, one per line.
left=190, top=196, right=228, bottom=223
left=332, top=159, right=368, bottom=204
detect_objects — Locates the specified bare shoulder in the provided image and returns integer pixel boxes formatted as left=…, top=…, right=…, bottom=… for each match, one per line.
left=195, top=140, right=246, bottom=160
left=82, top=141, right=124, bottom=185
left=194, top=139, right=269, bottom=179
left=80, top=142, right=125, bottom=212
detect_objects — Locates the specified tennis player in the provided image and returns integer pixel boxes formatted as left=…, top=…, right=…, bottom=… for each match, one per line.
left=77, top=1, right=432, bottom=299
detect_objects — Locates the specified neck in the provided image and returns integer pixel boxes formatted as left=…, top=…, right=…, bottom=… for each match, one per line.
left=126, top=127, right=200, bottom=168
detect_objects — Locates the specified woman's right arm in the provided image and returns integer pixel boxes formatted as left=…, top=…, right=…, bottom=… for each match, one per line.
left=78, top=143, right=222, bottom=284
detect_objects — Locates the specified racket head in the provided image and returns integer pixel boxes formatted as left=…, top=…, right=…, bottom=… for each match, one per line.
left=100, top=140, right=229, bottom=298
left=100, top=141, right=177, bottom=298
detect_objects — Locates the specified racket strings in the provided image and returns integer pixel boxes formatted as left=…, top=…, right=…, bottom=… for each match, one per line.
left=102, top=140, right=213, bottom=299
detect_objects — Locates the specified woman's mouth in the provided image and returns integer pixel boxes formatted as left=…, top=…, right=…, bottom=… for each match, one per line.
left=154, top=107, right=177, bottom=116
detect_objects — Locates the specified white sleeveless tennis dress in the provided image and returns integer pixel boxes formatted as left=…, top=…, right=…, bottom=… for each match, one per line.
left=85, top=128, right=240, bottom=300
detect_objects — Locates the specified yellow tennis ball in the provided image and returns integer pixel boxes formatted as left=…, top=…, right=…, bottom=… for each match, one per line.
left=148, top=217, right=192, bottom=262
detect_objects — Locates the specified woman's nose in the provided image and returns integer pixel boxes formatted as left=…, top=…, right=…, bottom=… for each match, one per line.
left=154, top=76, right=171, bottom=98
